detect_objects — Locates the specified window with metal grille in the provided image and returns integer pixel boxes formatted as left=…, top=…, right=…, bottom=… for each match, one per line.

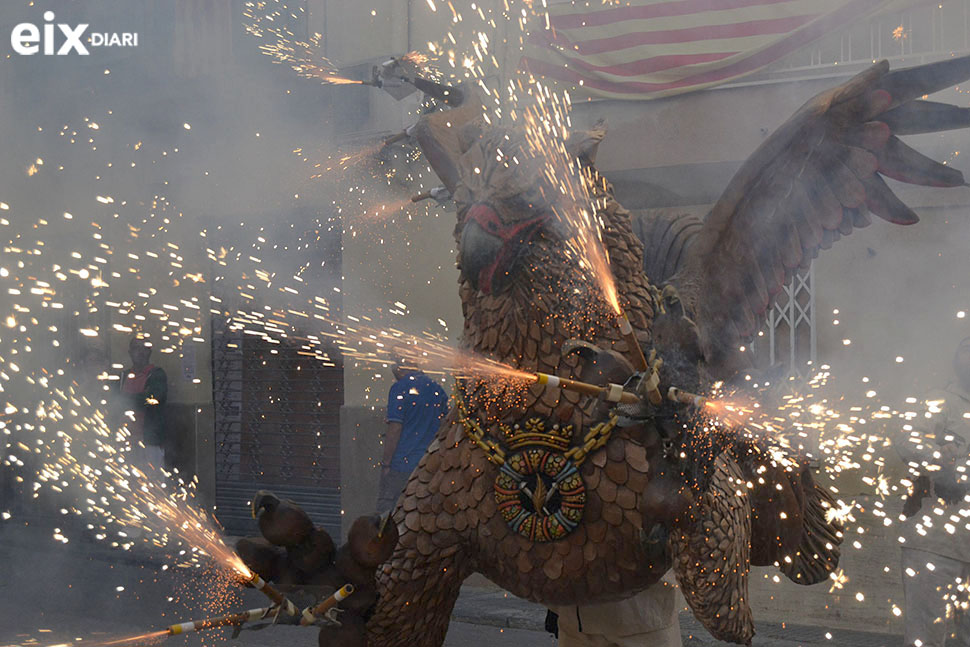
left=211, top=322, right=343, bottom=538
left=749, top=267, right=817, bottom=378
left=749, top=1, right=970, bottom=81
left=209, top=207, right=344, bottom=538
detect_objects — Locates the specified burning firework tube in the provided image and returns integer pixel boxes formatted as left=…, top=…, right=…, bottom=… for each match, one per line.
left=667, top=386, right=708, bottom=409
left=300, top=584, right=356, bottom=625
left=167, top=607, right=270, bottom=635
left=535, top=373, right=640, bottom=405
left=616, top=312, right=649, bottom=372
left=242, top=571, right=309, bottom=622
left=384, top=131, right=409, bottom=146
left=412, top=186, right=452, bottom=204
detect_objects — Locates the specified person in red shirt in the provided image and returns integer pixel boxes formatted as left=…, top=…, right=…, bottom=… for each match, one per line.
left=119, top=336, right=168, bottom=467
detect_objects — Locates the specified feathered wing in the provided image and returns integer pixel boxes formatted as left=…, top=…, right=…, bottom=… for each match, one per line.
left=673, top=55, right=970, bottom=377
left=662, top=55, right=970, bottom=593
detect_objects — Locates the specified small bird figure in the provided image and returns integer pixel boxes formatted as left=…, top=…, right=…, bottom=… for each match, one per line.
left=251, top=490, right=314, bottom=547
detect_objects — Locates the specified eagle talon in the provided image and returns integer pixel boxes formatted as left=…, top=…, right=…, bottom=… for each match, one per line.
left=376, top=510, right=391, bottom=539
left=662, top=439, right=678, bottom=462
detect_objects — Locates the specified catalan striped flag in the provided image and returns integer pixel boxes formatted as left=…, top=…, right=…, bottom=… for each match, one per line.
left=522, top=0, right=911, bottom=100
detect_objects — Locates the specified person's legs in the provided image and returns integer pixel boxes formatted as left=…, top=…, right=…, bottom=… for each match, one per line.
left=902, top=548, right=965, bottom=647
left=556, top=592, right=682, bottom=647
left=376, top=469, right=411, bottom=514
left=556, top=624, right=609, bottom=647
left=645, top=619, right=682, bottom=647
left=558, top=623, right=680, bottom=647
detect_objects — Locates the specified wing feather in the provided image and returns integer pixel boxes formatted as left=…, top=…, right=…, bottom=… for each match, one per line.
left=806, top=176, right=844, bottom=230
left=679, top=56, right=970, bottom=375
left=852, top=206, right=873, bottom=228
left=880, top=100, right=970, bottom=136
left=861, top=173, right=920, bottom=224
left=878, top=135, right=965, bottom=187
left=825, top=157, right=868, bottom=208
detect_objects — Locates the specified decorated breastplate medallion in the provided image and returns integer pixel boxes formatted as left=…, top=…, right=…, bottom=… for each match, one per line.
left=493, top=419, right=585, bottom=542
left=455, top=390, right=619, bottom=543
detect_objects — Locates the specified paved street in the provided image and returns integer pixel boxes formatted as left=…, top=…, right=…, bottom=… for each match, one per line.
left=0, top=525, right=901, bottom=647
left=0, top=525, right=551, bottom=647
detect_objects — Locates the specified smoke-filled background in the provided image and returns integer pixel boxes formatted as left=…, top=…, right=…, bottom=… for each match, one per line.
left=0, top=2, right=465, bottom=645
left=0, top=0, right=969, bottom=645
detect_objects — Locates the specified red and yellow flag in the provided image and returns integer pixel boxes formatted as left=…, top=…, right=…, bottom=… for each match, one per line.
left=523, top=0, right=921, bottom=99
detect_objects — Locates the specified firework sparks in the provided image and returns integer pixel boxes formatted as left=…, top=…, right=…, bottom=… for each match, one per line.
left=308, top=73, right=363, bottom=85
left=701, top=394, right=760, bottom=428
left=73, top=631, right=170, bottom=647
left=245, top=1, right=362, bottom=86
left=0, top=0, right=967, bottom=639
left=284, top=311, right=532, bottom=382
left=516, top=80, right=623, bottom=316
left=401, top=51, right=430, bottom=66
left=359, top=197, right=415, bottom=222
left=337, top=141, right=384, bottom=169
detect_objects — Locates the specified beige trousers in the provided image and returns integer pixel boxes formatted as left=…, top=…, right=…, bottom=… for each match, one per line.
left=558, top=617, right=681, bottom=647
left=555, top=581, right=682, bottom=647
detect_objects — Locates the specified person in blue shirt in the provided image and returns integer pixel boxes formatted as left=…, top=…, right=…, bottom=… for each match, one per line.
left=377, top=359, right=449, bottom=513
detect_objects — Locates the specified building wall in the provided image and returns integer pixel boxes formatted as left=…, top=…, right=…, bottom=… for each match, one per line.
left=339, top=196, right=461, bottom=533
left=316, top=0, right=476, bottom=534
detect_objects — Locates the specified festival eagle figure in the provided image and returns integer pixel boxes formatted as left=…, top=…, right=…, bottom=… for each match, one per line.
left=237, top=55, right=970, bottom=646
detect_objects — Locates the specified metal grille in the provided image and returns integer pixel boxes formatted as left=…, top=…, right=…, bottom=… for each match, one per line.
left=747, top=1, right=970, bottom=81
left=212, top=320, right=343, bottom=538
left=750, top=266, right=817, bottom=377
left=748, top=267, right=819, bottom=460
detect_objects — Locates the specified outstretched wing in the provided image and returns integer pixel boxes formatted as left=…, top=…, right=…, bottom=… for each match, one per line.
left=678, top=55, right=970, bottom=376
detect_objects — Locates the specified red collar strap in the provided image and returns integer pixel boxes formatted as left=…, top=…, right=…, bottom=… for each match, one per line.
left=465, top=203, right=549, bottom=293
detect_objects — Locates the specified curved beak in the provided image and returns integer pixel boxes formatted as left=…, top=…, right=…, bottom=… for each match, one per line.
left=251, top=490, right=278, bottom=519
left=460, top=216, right=505, bottom=293
left=459, top=203, right=547, bottom=294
